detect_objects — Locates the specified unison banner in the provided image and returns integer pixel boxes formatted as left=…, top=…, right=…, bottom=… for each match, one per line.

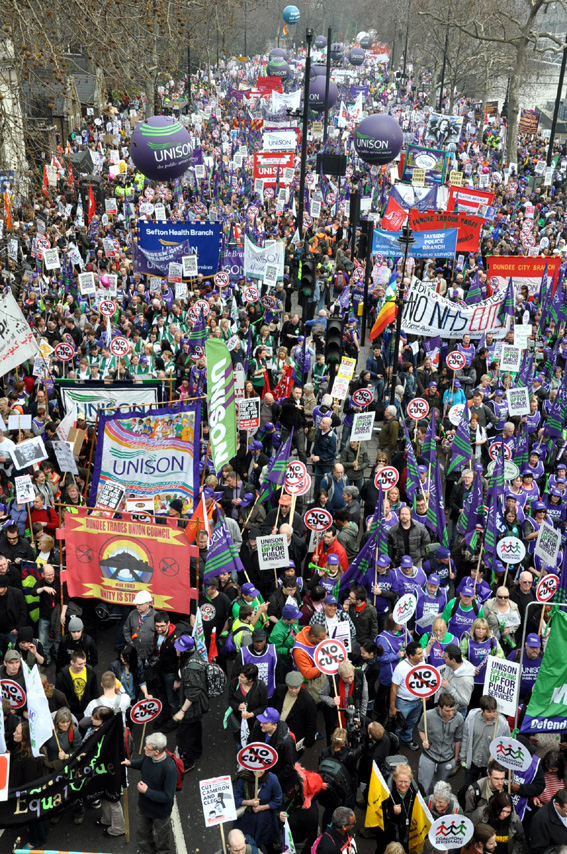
left=90, top=402, right=200, bottom=516
left=244, top=236, right=285, bottom=280
left=59, top=382, right=160, bottom=425
left=409, top=211, right=484, bottom=253
left=372, top=228, right=458, bottom=259
left=206, top=339, right=238, bottom=472
left=0, top=715, right=124, bottom=825
left=62, top=509, right=198, bottom=611
left=135, top=221, right=221, bottom=277
left=401, top=277, right=509, bottom=339
left=487, top=255, right=561, bottom=298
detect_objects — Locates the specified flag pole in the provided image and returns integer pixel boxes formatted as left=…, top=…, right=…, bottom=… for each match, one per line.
left=243, top=494, right=260, bottom=529
left=201, top=437, right=212, bottom=489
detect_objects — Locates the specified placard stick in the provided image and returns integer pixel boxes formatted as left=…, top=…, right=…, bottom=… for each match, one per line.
left=219, top=822, right=228, bottom=854
left=139, top=722, right=147, bottom=755
left=332, top=674, right=343, bottom=728
left=27, top=503, right=35, bottom=547
left=243, top=495, right=260, bottom=529
left=538, top=604, right=546, bottom=637
left=422, top=699, right=428, bottom=742
left=123, top=775, right=130, bottom=843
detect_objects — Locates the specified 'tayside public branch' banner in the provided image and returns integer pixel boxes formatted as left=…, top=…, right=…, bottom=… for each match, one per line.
left=409, top=211, right=484, bottom=253
left=402, top=278, right=508, bottom=339
left=372, top=228, right=458, bottom=259
left=487, top=255, right=561, bottom=298
left=0, top=293, right=39, bottom=378
left=59, top=382, right=160, bottom=425
left=0, top=715, right=124, bottom=824
left=89, top=403, right=200, bottom=516
left=61, top=509, right=198, bottom=612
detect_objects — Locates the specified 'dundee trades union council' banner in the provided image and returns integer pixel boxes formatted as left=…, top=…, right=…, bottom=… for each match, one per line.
left=89, top=402, right=200, bottom=516
left=62, top=509, right=198, bottom=611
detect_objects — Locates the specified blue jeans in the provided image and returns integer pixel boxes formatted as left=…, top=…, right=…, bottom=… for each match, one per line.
left=38, top=618, right=60, bottom=663
left=314, top=464, right=333, bottom=495
left=163, top=671, right=179, bottom=716
left=395, top=696, right=422, bottom=744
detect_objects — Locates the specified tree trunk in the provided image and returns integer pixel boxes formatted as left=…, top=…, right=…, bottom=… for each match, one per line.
left=506, top=43, right=526, bottom=164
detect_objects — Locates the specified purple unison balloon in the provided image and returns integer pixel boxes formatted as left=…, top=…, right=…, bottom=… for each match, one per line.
left=267, top=58, right=290, bottom=77
left=315, top=35, right=327, bottom=48
left=360, top=35, right=373, bottom=49
left=353, top=114, right=403, bottom=165
left=129, top=116, right=193, bottom=181
left=308, top=75, right=338, bottom=111
left=310, top=64, right=327, bottom=79
left=270, top=48, right=287, bottom=59
left=348, top=47, right=365, bottom=66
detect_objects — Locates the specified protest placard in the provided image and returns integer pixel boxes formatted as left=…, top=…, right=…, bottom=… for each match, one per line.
left=237, top=397, right=261, bottom=432
left=535, top=520, right=562, bottom=568
left=506, top=387, right=531, bottom=417
left=11, top=437, right=48, bottom=470
left=350, top=411, right=376, bottom=442
left=182, top=255, right=199, bottom=277
left=78, top=272, right=96, bottom=296
left=500, top=345, right=522, bottom=373
left=52, top=441, right=78, bottom=475
left=14, top=474, right=35, bottom=505
left=257, top=534, right=290, bottom=570
left=199, top=775, right=237, bottom=828
left=514, top=325, right=531, bottom=348
left=483, top=658, right=521, bottom=715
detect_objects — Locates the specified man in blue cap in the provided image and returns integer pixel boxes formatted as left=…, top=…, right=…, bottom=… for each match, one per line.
left=441, top=579, right=484, bottom=639
left=393, top=555, right=427, bottom=599
left=250, top=707, right=297, bottom=795
left=415, top=574, right=448, bottom=639
left=270, top=602, right=302, bottom=668
left=172, top=634, right=209, bottom=772
left=507, top=632, right=543, bottom=701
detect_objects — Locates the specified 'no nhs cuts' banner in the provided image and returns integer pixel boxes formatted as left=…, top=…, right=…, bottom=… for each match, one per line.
left=372, top=228, right=458, bottom=259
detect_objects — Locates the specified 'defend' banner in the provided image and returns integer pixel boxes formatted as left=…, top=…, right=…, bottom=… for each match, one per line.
left=409, top=211, right=484, bottom=253
left=63, top=509, right=198, bottom=611
left=401, top=277, right=508, bottom=339
left=521, top=607, right=567, bottom=734
left=0, top=715, right=124, bottom=825
left=90, top=403, right=200, bottom=516
left=487, top=255, right=561, bottom=298
left=372, top=227, right=458, bottom=259
left=400, top=144, right=449, bottom=185
left=135, top=221, right=221, bottom=277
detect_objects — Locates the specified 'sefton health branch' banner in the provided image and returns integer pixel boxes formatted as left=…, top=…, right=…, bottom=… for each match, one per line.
left=134, top=220, right=221, bottom=277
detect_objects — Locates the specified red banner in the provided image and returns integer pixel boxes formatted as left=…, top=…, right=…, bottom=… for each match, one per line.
left=446, top=185, right=494, bottom=213
left=60, top=509, right=198, bottom=612
left=253, top=152, right=294, bottom=186
left=487, top=256, right=561, bottom=299
left=381, top=196, right=407, bottom=231
left=409, top=211, right=484, bottom=253
left=257, top=76, right=283, bottom=94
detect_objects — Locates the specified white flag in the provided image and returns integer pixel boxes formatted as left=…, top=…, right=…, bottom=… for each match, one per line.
left=283, top=818, right=296, bottom=854
left=192, top=607, right=209, bottom=662
left=0, top=293, right=39, bottom=378
left=56, top=405, right=78, bottom=442
left=337, top=100, right=348, bottom=128
left=23, top=663, right=53, bottom=757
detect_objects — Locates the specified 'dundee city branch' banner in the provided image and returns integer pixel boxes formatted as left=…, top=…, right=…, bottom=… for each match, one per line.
left=62, top=509, right=198, bottom=611
left=0, top=714, right=124, bottom=825
left=401, top=278, right=509, bottom=339
left=487, top=255, right=561, bottom=298
left=372, top=228, right=458, bottom=259
left=134, top=221, right=221, bottom=277
left=90, top=403, right=200, bottom=516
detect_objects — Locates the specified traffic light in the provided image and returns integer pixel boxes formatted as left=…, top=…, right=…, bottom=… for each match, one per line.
left=357, top=230, right=368, bottom=259
left=300, top=258, right=317, bottom=299
left=325, top=316, right=345, bottom=365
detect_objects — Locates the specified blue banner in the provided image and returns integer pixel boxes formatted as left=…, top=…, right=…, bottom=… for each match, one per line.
left=372, top=227, right=458, bottom=259
left=135, top=221, right=221, bottom=278
left=349, top=85, right=369, bottom=99
left=401, top=144, right=450, bottom=185
left=224, top=243, right=244, bottom=281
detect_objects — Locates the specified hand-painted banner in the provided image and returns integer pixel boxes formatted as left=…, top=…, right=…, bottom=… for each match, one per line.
left=244, top=236, right=285, bottom=280
left=59, top=382, right=160, bottom=425
left=518, top=109, right=540, bottom=134
left=372, top=228, right=458, bottom=259
left=0, top=714, right=124, bottom=825
left=487, top=255, right=561, bottom=298
left=61, top=508, right=198, bottom=611
left=401, top=277, right=508, bottom=339
left=135, top=221, right=221, bottom=277
left=0, top=293, right=39, bottom=378
left=409, top=211, right=484, bottom=253
left=446, top=185, right=494, bottom=213
left=90, top=403, right=200, bottom=516
left=400, top=144, right=449, bottom=185
left=257, top=76, right=283, bottom=94
left=205, top=339, right=238, bottom=472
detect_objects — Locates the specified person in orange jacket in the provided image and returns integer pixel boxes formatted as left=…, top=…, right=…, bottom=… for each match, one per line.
left=291, top=623, right=327, bottom=702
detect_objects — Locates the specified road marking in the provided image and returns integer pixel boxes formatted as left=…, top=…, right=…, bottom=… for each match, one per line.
left=172, top=750, right=188, bottom=854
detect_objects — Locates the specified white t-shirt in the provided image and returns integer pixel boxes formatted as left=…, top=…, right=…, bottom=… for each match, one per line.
left=392, top=658, right=418, bottom=702
left=83, top=693, right=131, bottom=718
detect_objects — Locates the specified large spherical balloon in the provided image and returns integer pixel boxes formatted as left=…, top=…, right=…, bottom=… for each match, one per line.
left=129, top=116, right=193, bottom=181
left=360, top=35, right=373, bottom=49
left=268, top=58, right=290, bottom=78
left=315, top=35, right=327, bottom=49
left=283, top=5, right=300, bottom=23
left=330, top=42, right=344, bottom=61
left=270, top=48, right=287, bottom=59
left=308, top=75, right=338, bottom=111
left=348, top=47, right=365, bottom=66
left=310, top=64, right=327, bottom=79
left=353, top=114, right=403, bottom=165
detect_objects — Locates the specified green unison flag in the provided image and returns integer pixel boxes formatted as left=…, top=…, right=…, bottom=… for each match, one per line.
left=205, top=338, right=238, bottom=471
left=521, top=606, right=567, bottom=734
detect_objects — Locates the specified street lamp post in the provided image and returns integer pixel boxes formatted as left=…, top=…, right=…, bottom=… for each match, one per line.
left=389, top=222, right=415, bottom=406
left=547, top=35, right=567, bottom=167
left=297, top=27, right=314, bottom=237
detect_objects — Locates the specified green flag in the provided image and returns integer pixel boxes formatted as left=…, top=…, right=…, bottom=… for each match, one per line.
left=521, top=606, right=567, bottom=734
left=205, top=339, right=238, bottom=471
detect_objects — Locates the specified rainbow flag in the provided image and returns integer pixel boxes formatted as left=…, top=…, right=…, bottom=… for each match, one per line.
left=370, top=299, right=396, bottom=339
left=282, top=24, right=289, bottom=36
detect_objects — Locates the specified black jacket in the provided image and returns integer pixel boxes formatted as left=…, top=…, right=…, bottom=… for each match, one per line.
left=0, top=586, right=27, bottom=631
left=280, top=397, right=307, bottom=431
left=56, top=632, right=99, bottom=672
left=228, top=676, right=268, bottom=719
left=271, top=684, right=317, bottom=748
left=55, top=664, right=99, bottom=717
left=249, top=718, right=297, bottom=792
left=0, top=534, right=35, bottom=568
left=530, top=798, right=567, bottom=854
left=316, top=826, right=355, bottom=854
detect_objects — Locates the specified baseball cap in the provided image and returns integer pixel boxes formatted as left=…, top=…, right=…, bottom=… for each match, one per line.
left=325, top=595, right=338, bottom=605
left=241, top=582, right=260, bottom=597
left=453, top=380, right=461, bottom=388
left=68, top=616, right=84, bottom=631
left=418, top=465, right=428, bottom=474
left=252, top=628, right=267, bottom=641
left=494, top=388, right=504, bottom=396
left=428, top=573, right=441, bottom=586
left=377, top=555, right=391, bottom=568
left=428, top=381, right=437, bottom=388
left=134, top=590, right=152, bottom=604
left=174, top=635, right=195, bottom=653
left=530, top=448, right=541, bottom=456
left=248, top=528, right=261, bottom=539
left=526, top=633, right=542, bottom=648
left=279, top=494, right=292, bottom=506
left=522, top=469, right=533, bottom=477
left=257, top=708, right=280, bottom=724
left=285, top=671, right=304, bottom=688
left=460, top=581, right=475, bottom=597
left=327, top=554, right=340, bottom=565
left=282, top=603, right=301, bottom=620
left=437, top=547, right=450, bottom=559
left=252, top=441, right=263, bottom=451
left=533, top=500, right=547, bottom=510
left=474, top=463, right=484, bottom=472
left=4, top=650, right=21, bottom=662
left=265, top=422, right=275, bottom=431
left=240, top=493, right=255, bottom=507
left=401, top=556, right=413, bottom=568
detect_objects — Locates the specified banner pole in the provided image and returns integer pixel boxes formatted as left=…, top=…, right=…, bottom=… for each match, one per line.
left=422, top=699, right=428, bottom=742
left=243, top=495, right=260, bottom=529
left=83, top=409, right=99, bottom=500
left=27, top=503, right=35, bottom=548
left=201, top=437, right=212, bottom=490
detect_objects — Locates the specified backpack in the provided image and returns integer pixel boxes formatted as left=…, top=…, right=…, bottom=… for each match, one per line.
left=449, top=598, right=480, bottom=621
left=311, top=831, right=334, bottom=854
left=206, top=662, right=227, bottom=698
left=162, top=749, right=185, bottom=791
left=457, top=779, right=480, bottom=811
left=222, top=625, right=249, bottom=660
left=317, top=757, right=354, bottom=809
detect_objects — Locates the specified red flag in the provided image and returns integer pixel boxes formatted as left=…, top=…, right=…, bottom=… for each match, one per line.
left=88, top=184, right=96, bottom=224
left=68, top=163, right=75, bottom=189
left=271, top=365, right=294, bottom=402
left=185, top=494, right=212, bottom=545
left=42, top=165, right=49, bottom=198
left=381, top=196, right=407, bottom=232
left=208, top=627, right=219, bottom=662
left=261, top=368, right=271, bottom=399
left=3, top=190, right=12, bottom=231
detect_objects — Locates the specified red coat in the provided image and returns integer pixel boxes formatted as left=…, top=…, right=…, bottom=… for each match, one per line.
left=30, top=506, right=60, bottom=538
left=313, top=538, right=348, bottom=574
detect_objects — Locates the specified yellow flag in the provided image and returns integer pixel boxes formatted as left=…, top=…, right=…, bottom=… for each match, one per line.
left=364, top=760, right=390, bottom=829
left=408, top=789, right=433, bottom=853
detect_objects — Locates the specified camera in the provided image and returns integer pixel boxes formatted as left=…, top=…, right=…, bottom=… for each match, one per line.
left=345, top=704, right=363, bottom=745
